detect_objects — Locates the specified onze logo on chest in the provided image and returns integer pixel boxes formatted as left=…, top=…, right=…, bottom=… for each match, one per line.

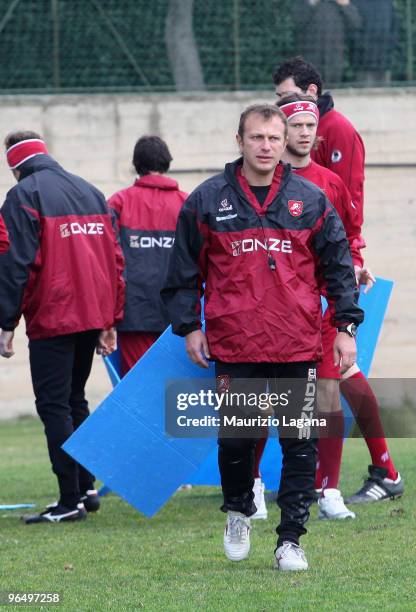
left=231, top=237, right=292, bottom=256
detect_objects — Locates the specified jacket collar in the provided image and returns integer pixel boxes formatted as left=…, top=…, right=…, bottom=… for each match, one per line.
left=134, top=174, right=179, bottom=190
left=223, top=157, right=291, bottom=214
left=17, top=155, right=61, bottom=180
left=317, top=92, right=334, bottom=119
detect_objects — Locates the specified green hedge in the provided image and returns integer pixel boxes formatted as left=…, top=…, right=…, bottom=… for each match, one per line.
left=0, top=0, right=413, bottom=93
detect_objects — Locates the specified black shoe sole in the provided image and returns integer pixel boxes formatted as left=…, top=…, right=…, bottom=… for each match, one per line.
left=346, top=492, right=404, bottom=505
left=23, top=512, right=87, bottom=524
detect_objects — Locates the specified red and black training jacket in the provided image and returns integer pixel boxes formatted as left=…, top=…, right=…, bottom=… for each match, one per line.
left=109, top=174, right=187, bottom=332
left=162, top=159, right=364, bottom=363
left=0, top=155, right=125, bottom=339
left=0, top=214, right=9, bottom=253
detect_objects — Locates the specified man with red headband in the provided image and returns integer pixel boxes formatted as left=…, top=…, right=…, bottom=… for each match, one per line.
left=0, top=131, right=125, bottom=523
left=252, top=96, right=402, bottom=514
left=273, top=56, right=365, bottom=228
left=273, top=58, right=404, bottom=506
left=162, top=104, right=363, bottom=570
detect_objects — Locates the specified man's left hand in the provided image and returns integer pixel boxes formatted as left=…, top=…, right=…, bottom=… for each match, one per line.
left=0, top=330, right=15, bottom=358
left=354, top=265, right=376, bottom=294
left=333, top=332, right=356, bottom=373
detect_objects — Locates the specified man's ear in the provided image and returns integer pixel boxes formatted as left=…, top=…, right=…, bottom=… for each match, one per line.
left=306, top=83, right=319, bottom=99
left=236, top=133, right=243, bottom=153
left=12, top=169, right=20, bottom=181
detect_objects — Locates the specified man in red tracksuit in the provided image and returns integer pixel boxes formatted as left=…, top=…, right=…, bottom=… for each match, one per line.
left=273, top=56, right=365, bottom=227
left=281, top=95, right=366, bottom=518
left=162, top=104, right=363, bottom=571
left=252, top=94, right=366, bottom=519
left=0, top=131, right=125, bottom=523
left=108, top=135, right=187, bottom=376
left=273, top=59, right=404, bottom=505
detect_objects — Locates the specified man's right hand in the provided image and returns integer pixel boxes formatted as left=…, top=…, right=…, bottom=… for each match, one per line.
left=185, top=330, right=211, bottom=369
left=0, top=330, right=15, bottom=358
left=96, top=328, right=117, bottom=356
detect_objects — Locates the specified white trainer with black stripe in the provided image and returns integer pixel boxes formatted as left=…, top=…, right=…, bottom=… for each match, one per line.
left=223, top=511, right=251, bottom=561
left=275, top=541, right=308, bottom=571
left=252, top=478, right=268, bottom=520
left=318, top=488, right=356, bottom=519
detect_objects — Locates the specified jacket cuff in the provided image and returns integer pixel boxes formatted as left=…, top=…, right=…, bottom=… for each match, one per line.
left=176, top=322, right=201, bottom=337
left=334, top=320, right=358, bottom=329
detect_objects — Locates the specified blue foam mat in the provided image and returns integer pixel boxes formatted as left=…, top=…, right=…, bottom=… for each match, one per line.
left=64, top=330, right=216, bottom=517
left=65, top=277, right=392, bottom=513
left=355, top=278, right=393, bottom=376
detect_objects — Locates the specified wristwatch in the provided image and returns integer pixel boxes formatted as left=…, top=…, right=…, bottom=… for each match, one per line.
left=337, top=323, right=357, bottom=337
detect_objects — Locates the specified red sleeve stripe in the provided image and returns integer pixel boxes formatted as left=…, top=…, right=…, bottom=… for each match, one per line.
left=21, top=204, right=41, bottom=220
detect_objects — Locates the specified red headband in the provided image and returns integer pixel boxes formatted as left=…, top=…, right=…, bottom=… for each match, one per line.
left=6, top=139, right=48, bottom=169
left=280, top=101, right=319, bottom=124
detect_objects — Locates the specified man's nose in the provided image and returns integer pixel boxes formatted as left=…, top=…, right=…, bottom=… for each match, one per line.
left=261, top=138, right=272, bottom=149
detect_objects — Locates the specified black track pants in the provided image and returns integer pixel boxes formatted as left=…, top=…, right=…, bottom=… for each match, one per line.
left=29, top=330, right=99, bottom=508
left=216, top=361, right=318, bottom=546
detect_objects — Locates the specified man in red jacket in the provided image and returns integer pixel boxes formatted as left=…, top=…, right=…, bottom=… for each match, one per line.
left=0, top=131, right=125, bottom=523
left=108, top=136, right=187, bottom=376
left=109, top=136, right=191, bottom=493
left=251, top=94, right=365, bottom=519
left=162, top=104, right=363, bottom=571
left=272, top=62, right=404, bottom=504
left=273, top=56, right=365, bottom=227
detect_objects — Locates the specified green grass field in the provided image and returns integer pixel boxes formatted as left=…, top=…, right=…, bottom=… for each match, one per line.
left=0, top=418, right=415, bottom=611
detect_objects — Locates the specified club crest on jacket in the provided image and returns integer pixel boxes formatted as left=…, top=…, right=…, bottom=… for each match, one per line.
left=288, top=200, right=303, bottom=217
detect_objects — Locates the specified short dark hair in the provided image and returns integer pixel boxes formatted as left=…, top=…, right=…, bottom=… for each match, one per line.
left=132, top=135, right=172, bottom=175
left=4, top=130, right=43, bottom=149
left=238, top=104, right=288, bottom=139
left=276, top=93, right=317, bottom=108
left=272, top=56, right=323, bottom=97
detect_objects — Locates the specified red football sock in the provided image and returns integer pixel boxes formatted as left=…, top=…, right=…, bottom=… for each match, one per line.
left=316, top=410, right=345, bottom=490
left=340, top=372, right=398, bottom=480
left=253, top=436, right=267, bottom=479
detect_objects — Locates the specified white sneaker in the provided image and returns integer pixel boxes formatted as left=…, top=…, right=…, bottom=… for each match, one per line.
left=176, top=484, right=193, bottom=491
left=318, top=488, right=356, bottom=520
left=223, top=511, right=251, bottom=561
left=275, top=541, right=308, bottom=571
left=252, top=478, right=268, bottom=520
